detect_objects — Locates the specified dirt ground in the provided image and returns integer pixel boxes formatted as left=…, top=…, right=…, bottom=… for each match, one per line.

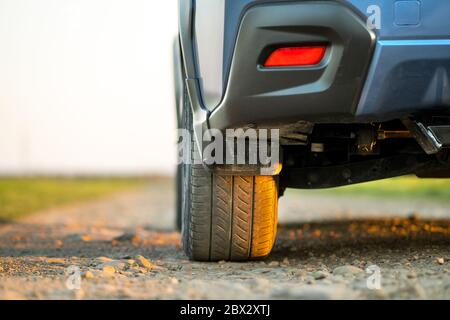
left=1, top=177, right=450, bottom=300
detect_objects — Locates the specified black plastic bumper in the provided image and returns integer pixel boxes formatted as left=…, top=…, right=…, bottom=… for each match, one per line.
left=179, top=1, right=376, bottom=173
left=208, top=1, right=375, bottom=129
left=181, top=1, right=375, bottom=135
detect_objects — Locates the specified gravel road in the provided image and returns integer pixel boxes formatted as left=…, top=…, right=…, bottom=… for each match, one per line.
left=1, top=177, right=450, bottom=300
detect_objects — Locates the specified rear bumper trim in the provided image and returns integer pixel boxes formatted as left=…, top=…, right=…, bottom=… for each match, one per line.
left=356, top=39, right=450, bottom=121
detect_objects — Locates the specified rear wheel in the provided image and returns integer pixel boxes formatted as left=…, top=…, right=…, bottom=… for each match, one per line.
left=175, top=163, right=183, bottom=232
left=179, top=89, right=279, bottom=261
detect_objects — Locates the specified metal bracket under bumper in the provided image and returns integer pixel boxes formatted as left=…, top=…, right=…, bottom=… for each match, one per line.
left=403, top=119, right=450, bottom=155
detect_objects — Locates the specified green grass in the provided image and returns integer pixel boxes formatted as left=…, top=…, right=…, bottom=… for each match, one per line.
left=1, top=176, right=448, bottom=223
left=298, top=176, right=450, bottom=202
left=0, top=178, right=147, bottom=222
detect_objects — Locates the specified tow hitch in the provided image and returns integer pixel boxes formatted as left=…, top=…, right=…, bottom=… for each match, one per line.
left=403, top=118, right=450, bottom=154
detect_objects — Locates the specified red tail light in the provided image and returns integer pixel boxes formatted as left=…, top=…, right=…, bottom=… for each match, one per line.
left=264, top=46, right=327, bottom=68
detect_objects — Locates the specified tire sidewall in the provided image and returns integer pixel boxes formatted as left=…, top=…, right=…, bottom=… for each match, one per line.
left=180, top=87, right=193, bottom=256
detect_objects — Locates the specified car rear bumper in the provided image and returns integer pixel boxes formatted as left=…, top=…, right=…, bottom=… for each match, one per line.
left=180, top=0, right=450, bottom=135
left=207, top=1, right=375, bottom=129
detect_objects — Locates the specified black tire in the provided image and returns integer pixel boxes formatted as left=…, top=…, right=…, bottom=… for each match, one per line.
left=179, top=89, right=279, bottom=261
left=175, top=163, right=182, bottom=232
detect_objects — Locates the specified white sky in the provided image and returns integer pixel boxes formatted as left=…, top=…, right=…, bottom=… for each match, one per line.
left=0, top=0, right=178, bottom=175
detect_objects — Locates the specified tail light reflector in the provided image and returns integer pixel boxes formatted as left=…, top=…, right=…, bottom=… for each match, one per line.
left=264, top=46, right=327, bottom=68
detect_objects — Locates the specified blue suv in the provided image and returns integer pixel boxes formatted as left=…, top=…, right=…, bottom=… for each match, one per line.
left=174, top=0, right=450, bottom=261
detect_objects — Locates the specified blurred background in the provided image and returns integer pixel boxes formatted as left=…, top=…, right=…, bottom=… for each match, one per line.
left=0, top=0, right=178, bottom=176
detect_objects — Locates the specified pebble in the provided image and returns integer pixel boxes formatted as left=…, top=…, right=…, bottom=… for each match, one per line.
left=81, top=235, right=92, bottom=242
left=138, top=268, right=148, bottom=274
left=254, top=268, right=272, bottom=274
left=84, top=271, right=95, bottom=279
left=95, top=257, right=113, bottom=264
left=437, top=257, right=445, bottom=265
left=124, top=259, right=136, bottom=266
left=333, top=265, right=364, bottom=276
left=98, top=260, right=127, bottom=271
left=114, top=233, right=142, bottom=244
left=310, top=270, right=330, bottom=280
left=101, top=266, right=116, bottom=276
left=66, top=234, right=92, bottom=242
left=135, top=255, right=157, bottom=270
left=46, top=258, right=66, bottom=264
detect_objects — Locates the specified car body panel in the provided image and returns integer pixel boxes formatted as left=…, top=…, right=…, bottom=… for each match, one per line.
left=194, top=0, right=225, bottom=108
left=356, top=39, right=450, bottom=121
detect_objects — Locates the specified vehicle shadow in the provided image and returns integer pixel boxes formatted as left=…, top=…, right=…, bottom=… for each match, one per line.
left=270, top=217, right=450, bottom=261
